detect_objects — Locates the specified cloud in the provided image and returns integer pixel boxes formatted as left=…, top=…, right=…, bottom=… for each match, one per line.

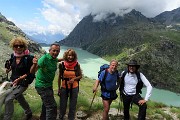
left=39, top=0, right=81, bottom=35
left=15, top=0, right=81, bottom=36
left=56, top=0, right=180, bottom=24
left=14, top=0, right=180, bottom=37
left=66, top=0, right=180, bottom=19
left=165, top=1, right=180, bottom=11
left=17, top=18, right=46, bottom=34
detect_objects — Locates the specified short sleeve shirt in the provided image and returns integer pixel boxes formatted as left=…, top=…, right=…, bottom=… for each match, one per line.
left=35, top=53, right=58, bottom=88
left=98, top=70, right=119, bottom=99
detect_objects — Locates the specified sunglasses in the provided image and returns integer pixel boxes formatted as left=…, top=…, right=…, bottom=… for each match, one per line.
left=13, top=45, right=24, bottom=48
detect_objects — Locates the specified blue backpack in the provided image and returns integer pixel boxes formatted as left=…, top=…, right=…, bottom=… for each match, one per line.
left=98, top=64, right=119, bottom=92
left=98, top=64, right=109, bottom=78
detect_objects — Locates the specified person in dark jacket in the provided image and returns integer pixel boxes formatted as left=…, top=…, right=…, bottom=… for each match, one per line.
left=4, top=37, right=35, bottom=120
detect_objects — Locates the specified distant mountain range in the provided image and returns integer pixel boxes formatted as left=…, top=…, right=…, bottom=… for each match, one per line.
left=26, top=32, right=65, bottom=44
left=58, top=8, right=180, bottom=93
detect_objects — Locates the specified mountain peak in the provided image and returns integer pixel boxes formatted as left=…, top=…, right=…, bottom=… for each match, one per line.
left=155, top=7, right=180, bottom=25
left=58, top=9, right=153, bottom=51
left=90, top=9, right=148, bottom=23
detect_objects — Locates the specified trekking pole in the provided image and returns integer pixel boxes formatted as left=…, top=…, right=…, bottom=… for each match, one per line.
left=89, top=90, right=97, bottom=111
left=120, top=96, right=122, bottom=114
left=117, top=97, right=120, bottom=115
left=117, top=93, right=123, bottom=116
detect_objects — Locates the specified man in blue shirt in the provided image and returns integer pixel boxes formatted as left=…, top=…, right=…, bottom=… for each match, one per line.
left=93, top=59, right=120, bottom=120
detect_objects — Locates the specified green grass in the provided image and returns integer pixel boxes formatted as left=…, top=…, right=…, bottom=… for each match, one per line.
left=0, top=22, right=14, bottom=42
left=0, top=75, right=180, bottom=120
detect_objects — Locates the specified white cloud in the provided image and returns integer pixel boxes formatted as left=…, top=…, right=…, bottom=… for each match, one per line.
left=66, top=0, right=180, bottom=18
left=17, top=18, right=46, bottom=34
left=62, top=0, right=180, bottom=22
left=13, top=0, right=180, bottom=37
left=165, top=1, right=180, bottom=11
left=39, top=0, right=81, bottom=35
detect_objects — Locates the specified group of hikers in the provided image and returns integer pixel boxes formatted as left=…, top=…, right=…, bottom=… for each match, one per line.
left=2, top=36, right=152, bottom=120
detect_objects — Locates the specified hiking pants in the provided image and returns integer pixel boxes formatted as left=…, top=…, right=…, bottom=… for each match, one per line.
left=3, top=85, right=32, bottom=120
left=36, top=87, right=57, bottom=120
left=122, top=93, right=147, bottom=120
left=59, top=87, right=79, bottom=120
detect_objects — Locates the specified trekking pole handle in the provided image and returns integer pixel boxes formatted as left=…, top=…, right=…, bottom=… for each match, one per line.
left=5, top=60, right=10, bottom=69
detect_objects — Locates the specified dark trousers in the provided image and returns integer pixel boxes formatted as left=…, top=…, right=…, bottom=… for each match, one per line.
left=36, top=87, right=57, bottom=120
left=122, top=93, right=147, bottom=120
left=59, top=87, right=79, bottom=120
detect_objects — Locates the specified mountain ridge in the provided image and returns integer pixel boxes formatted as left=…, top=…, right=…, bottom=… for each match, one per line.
left=154, top=7, right=180, bottom=25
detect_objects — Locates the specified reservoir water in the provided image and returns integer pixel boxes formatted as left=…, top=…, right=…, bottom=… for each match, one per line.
left=42, top=46, right=180, bottom=107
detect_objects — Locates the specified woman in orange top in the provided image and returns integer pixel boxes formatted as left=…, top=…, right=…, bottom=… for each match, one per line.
left=58, top=49, right=82, bottom=120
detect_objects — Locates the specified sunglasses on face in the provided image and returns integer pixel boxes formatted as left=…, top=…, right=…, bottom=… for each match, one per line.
left=13, top=45, right=24, bottom=48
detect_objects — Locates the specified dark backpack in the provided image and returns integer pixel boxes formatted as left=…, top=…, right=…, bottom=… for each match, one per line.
left=98, top=64, right=119, bottom=92
left=9, top=54, right=35, bottom=84
left=120, top=70, right=143, bottom=94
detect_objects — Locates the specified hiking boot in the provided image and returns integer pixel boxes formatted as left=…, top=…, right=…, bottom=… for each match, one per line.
left=25, top=113, right=32, bottom=120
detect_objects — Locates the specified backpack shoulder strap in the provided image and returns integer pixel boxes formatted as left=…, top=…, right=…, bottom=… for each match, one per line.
left=100, top=69, right=108, bottom=89
left=116, top=70, right=120, bottom=81
left=135, top=71, right=143, bottom=94
left=120, top=70, right=128, bottom=92
left=60, top=62, right=66, bottom=79
left=74, top=62, right=80, bottom=77
left=61, top=61, right=64, bottom=65
left=102, top=69, right=108, bottom=82
left=135, top=71, right=141, bottom=82
left=24, top=54, right=34, bottom=68
left=121, top=70, right=128, bottom=80
left=24, top=55, right=28, bottom=67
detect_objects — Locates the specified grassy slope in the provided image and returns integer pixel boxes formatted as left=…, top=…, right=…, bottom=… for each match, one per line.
left=0, top=74, right=179, bottom=120
left=0, top=22, right=14, bottom=42
left=103, top=29, right=180, bottom=93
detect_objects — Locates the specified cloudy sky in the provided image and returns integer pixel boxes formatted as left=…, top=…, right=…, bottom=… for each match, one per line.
left=0, top=0, right=180, bottom=37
